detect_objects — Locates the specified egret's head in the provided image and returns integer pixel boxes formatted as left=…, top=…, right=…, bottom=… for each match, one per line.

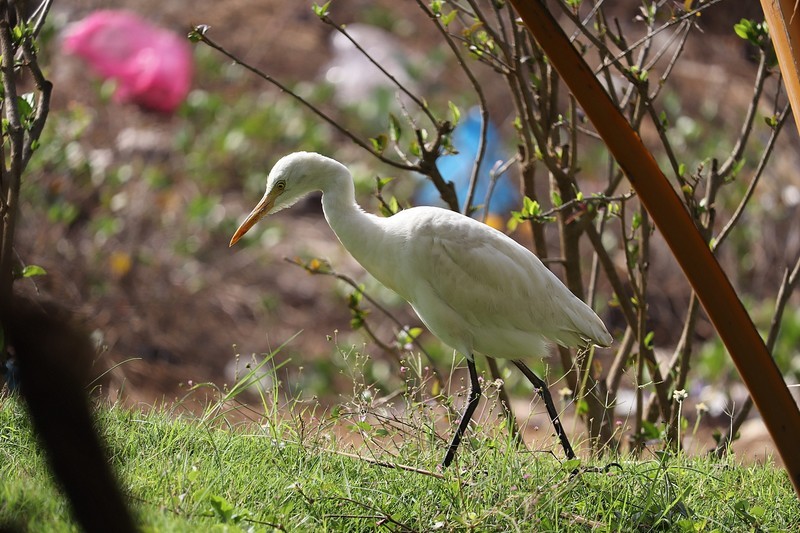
left=229, top=152, right=341, bottom=246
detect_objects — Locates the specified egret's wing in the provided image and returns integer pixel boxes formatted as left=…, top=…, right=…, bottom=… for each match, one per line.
left=403, top=210, right=607, bottom=348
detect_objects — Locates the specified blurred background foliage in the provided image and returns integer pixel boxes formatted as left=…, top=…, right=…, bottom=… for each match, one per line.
left=5, top=0, right=799, bottom=457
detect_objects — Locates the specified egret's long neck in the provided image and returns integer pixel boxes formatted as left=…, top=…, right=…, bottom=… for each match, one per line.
left=319, top=167, right=386, bottom=272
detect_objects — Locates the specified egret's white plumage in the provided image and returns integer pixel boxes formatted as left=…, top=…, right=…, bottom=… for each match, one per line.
left=231, top=152, right=612, bottom=466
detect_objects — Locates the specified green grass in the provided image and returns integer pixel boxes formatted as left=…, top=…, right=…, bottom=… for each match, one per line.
left=1, top=387, right=798, bottom=533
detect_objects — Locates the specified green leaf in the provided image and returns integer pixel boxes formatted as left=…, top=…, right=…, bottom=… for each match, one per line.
left=350, top=313, right=365, bottom=330
left=641, top=420, right=661, bottom=439
left=659, top=110, right=669, bottom=128
left=733, top=21, right=749, bottom=40
left=506, top=216, right=519, bottom=232
left=644, top=331, right=655, bottom=350
left=678, top=163, right=686, bottom=177
left=312, top=1, right=331, bottom=18
left=626, top=241, right=640, bottom=267
left=522, top=196, right=541, bottom=218
left=523, top=196, right=534, bottom=214
left=574, top=399, right=588, bottom=416
left=208, top=495, right=235, bottom=523
left=370, top=134, right=387, bottom=155
left=397, top=327, right=423, bottom=346
left=441, top=133, right=456, bottom=155
left=349, top=286, right=364, bottom=306
left=17, top=94, right=34, bottom=125
left=764, top=114, right=779, bottom=128
left=409, top=140, right=421, bottom=158
left=441, top=10, right=457, bottom=27
left=550, top=190, right=562, bottom=207
left=388, top=113, right=402, bottom=142
left=21, top=265, right=46, bottom=278
left=448, top=101, right=461, bottom=126
left=733, top=19, right=756, bottom=42
left=376, top=176, right=394, bottom=190
left=628, top=65, right=648, bottom=82
left=733, top=19, right=769, bottom=48
left=186, top=468, right=200, bottom=483
left=734, top=499, right=758, bottom=525
left=631, top=211, right=642, bottom=230
left=350, top=421, right=372, bottom=432
left=562, top=458, right=582, bottom=471
left=187, top=25, right=210, bottom=42
left=730, top=158, right=746, bottom=179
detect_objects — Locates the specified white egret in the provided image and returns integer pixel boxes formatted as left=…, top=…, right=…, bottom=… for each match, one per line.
left=230, top=152, right=612, bottom=467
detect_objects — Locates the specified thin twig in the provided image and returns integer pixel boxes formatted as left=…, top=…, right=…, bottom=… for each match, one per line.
left=593, top=0, right=724, bottom=74
left=320, top=15, right=437, bottom=126
left=192, top=29, right=417, bottom=172
left=481, top=155, right=519, bottom=223
left=647, top=20, right=693, bottom=102
left=324, top=448, right=445, bottom=479
left=714, top=104, right=790, bottom=251
left=320, top=495, right=415, bottom=532
left=718, top=51, right=770, bottom=180
left=28, top=0, right=54, bottom=38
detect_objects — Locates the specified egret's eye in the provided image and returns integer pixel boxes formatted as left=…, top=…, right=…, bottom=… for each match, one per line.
left=275, top=181, right=286, bottom=191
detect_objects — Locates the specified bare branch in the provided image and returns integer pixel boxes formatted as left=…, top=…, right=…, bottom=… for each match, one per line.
left=319, top=15, right=438, bottom=126
left=717, top=51, right=770, bottom=180
left=416, top=0, right=489, bottom=216
left=192, top=29, right=418, bottom=172
left=714, top=104, right=790, bottom=251
left=594, top=0, right=724, bottom=74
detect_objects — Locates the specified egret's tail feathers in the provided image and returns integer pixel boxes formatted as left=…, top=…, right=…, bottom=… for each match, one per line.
left=561, top=298, right=613, bottom=348
left=588, top=322, right=613, bottom=347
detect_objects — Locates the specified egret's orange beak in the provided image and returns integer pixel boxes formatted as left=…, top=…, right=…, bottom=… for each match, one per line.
left=229, top=189, right=279, bottom=247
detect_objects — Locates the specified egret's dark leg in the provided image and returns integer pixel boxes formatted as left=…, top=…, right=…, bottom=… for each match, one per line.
left=442, top=357, right=481, bottom=468
left=512, top=359, right=576, bottom=460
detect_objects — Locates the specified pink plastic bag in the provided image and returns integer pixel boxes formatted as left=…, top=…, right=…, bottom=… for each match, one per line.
left=62, top=10, right=192, bottom=114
